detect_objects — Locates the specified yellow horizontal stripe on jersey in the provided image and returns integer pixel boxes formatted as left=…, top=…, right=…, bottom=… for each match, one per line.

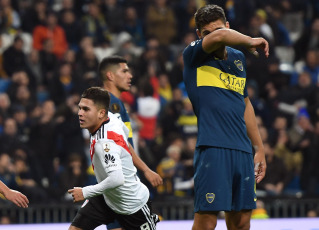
left=197, top=66, right=245, bottom=95
left=124, top=122, right=133, bottom=138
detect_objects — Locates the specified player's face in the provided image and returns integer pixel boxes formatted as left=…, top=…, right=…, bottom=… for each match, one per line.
left=113, top=63, right=133, bottom=92
left=197, top=19, right=229, bottom=39
left=78, top=98, right=104, bottom=133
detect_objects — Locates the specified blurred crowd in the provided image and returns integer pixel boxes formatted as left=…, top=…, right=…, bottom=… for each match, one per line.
left=0, top=0, right=319, bottom=215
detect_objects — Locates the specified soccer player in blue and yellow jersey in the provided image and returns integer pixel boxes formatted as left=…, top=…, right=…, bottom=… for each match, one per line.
left=98, top=56, right=163, bottom=230
left=183, top=4, right=268, bottom=230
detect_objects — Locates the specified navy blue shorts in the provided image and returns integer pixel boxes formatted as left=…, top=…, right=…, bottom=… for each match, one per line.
left=193, top=146, right=256, bottom=212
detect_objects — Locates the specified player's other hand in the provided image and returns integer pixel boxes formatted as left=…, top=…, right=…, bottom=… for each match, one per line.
left=4, top=189, right=29, bottom=208
left=254, top=151, right=267, bottom=184
left=248, top=37, right=269, bottom=58
left=144, top=169, right=163, bottom=187
left=68, top=187, right=84, bottom=203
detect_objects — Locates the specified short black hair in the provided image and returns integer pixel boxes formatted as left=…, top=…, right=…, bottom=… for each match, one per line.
left=81, top=87, right=110, bottom=111
left=98, top=55, right=127, bottom=81
left=195, top=4, right=226, bottom=32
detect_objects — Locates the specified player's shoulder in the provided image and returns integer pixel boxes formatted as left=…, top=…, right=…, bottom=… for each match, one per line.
left=227, top=46, right=244, bottom=57
left=183, top=39, right=202, bottom=54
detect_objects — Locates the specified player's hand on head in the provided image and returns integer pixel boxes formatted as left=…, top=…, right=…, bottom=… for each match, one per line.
left=144, top=169, right=163, bottom=187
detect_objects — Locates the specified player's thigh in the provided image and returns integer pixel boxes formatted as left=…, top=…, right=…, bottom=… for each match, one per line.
left=116, top=202, right=158, bottom=230
left=193, top=147, right=233, bottom=212
left=225, top=210, right=252, bottom=230
left=192, top=211, right=218, bottom=230
left=71, top=196, right=116, bottom=230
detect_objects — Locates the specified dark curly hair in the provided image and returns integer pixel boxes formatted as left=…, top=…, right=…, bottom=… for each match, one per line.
left=195, top=4, right=226, bottom=32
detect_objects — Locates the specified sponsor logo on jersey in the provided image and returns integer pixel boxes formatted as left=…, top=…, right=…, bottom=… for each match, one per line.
left=197, top=66, right=246, bottom=95
left=206, top=193, right=215, bottom=203
left=103, top=143, right=110, bottom=152
left=234, top=60, right=243, bottom=71
left=111, top=103, right=121, bottom=113
left=104, top=154, right=115, bottom=164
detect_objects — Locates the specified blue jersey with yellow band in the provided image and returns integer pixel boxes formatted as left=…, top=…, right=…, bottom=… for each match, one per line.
left=109, top=92, right=134, bottom=147
left=183, top=39, right=252, bottom=153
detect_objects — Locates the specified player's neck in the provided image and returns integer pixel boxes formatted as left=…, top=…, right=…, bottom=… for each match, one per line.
left=103, top=83, right=121, bottom=98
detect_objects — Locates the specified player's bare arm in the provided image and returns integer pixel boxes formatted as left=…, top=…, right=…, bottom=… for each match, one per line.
left=244, top=97, right=266, bottom=183
left=201, top=26, right=269, bottom=58
left=129, top=144, right=163, bottom=187
left=0, top=181, right=29, bottom=208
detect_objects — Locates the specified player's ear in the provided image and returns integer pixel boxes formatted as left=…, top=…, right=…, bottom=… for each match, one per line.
left=196, top=29, right=202, bottom=39
left=98, top=109, right=106, bottom=119
left=106, top=71, right=114, bottom=81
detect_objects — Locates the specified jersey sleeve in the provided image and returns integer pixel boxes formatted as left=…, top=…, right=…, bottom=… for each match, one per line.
left=183, top=39, right=210, bottom=67
left=95, top=140, right=123, bottom=174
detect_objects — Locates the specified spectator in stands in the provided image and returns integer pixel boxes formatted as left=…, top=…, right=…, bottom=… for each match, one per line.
left=294, top=18, right=319, bottom=62
left=0, top=118, right=26, bottom=155
left=59, top=10, right=83, bottom=51
left=123, top=6, right=145, bottom=47
left=32, top=11, right=68, bottom=59
left=39, top=38, right=58, bottom=86
left=21, top=0, right=47, bottom=33
left=14, top=155, right=48, bottom=203
left=81, top=2, right=111, bottom=46
left=27, top=100, right=57, bottom=187
left=176, top=98, right=197, bottom=137
left=2, top=36, right=27, bottom=77
left=101, top=0, right=125, bottom=34
left=0, top=0, right=21, bottom=34
left=136, top=80, right=160, bottom=145
left=145, top=0, right=177, bottom=47
left=53, top=153, right=88, bottom=202
left=257, top=142, right=290, bottom=196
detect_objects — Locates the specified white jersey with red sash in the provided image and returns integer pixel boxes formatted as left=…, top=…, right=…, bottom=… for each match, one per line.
left=89, top=112, right=149, bottom=214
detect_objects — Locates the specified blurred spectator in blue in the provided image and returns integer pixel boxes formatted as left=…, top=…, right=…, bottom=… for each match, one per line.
left=81, top=2, right=111, bottom=46
left=123, top=6, right=145, bottom=47
left=101, top=0, right=125, bottom=34
left=11, top=105, right=29, bottom=143
left=54, top=93, right=85, bottom=162
left=0, top=0, right=21, bottom=34
left=21, top=0, right=47, bottom=33
left=2, top=36, right=27, bottom=77
left=290, top=49, right=319, bottom=85
left=265, top=4, right=292, bottom=46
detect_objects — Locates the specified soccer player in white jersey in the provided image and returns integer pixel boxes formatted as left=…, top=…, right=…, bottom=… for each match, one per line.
left=68, top=87, right=159, bottom=230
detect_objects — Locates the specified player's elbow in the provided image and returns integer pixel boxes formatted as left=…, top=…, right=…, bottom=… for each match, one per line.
left=113, top=170, right=125, bottom=188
